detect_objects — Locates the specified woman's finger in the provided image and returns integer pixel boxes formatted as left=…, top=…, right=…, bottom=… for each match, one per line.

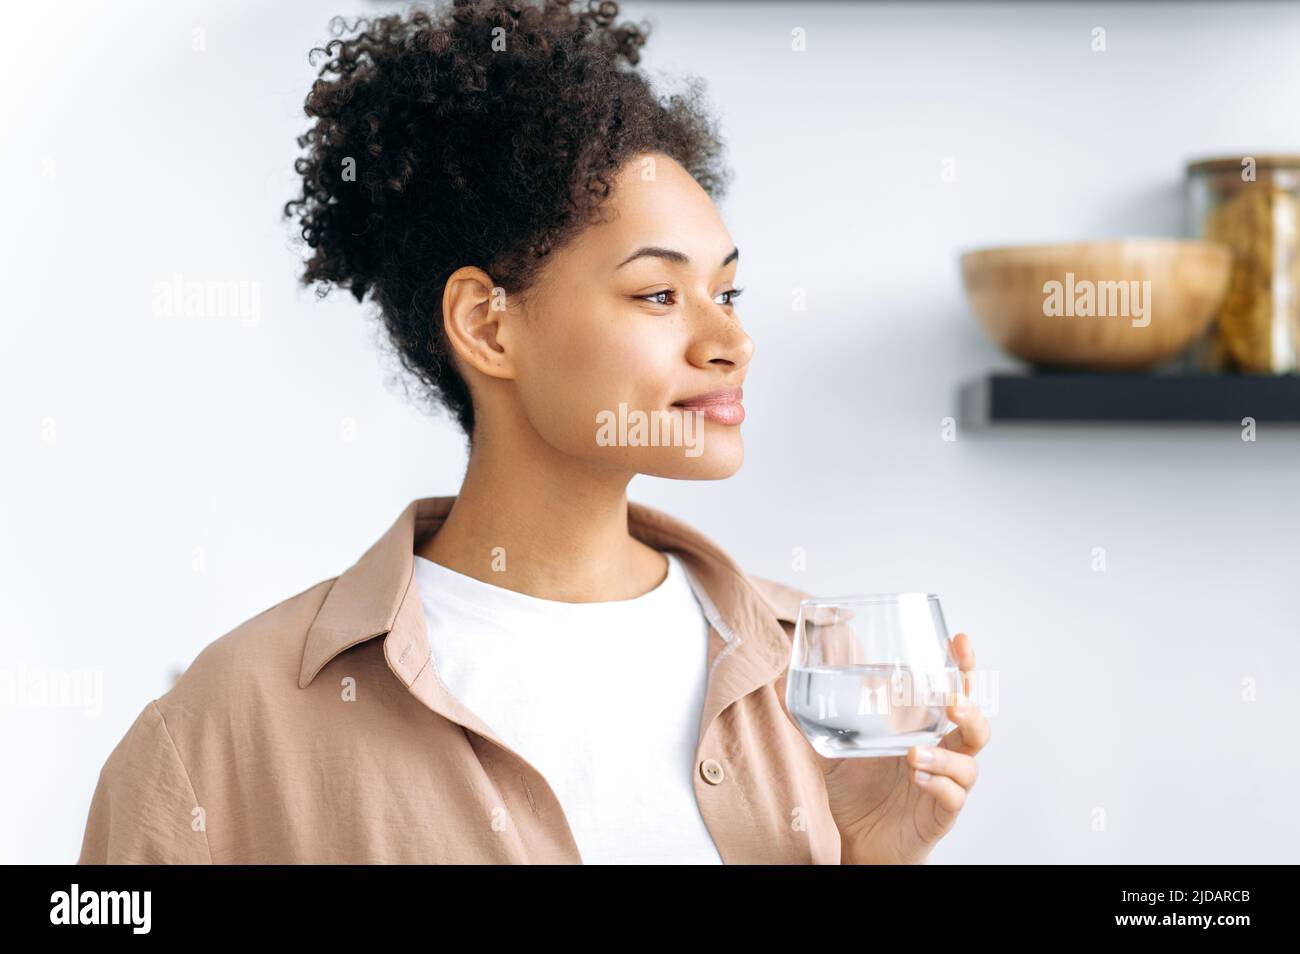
left=910, top=767, right=968, bottom=815
left=907, top=745, right=978, bottom=791
left=939, top=694, right=991, bottom=756
left=950, top=632, right=976, bottom=698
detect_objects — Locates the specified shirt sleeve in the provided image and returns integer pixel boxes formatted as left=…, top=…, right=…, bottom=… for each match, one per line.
left=77, top=700, right=214, bottom=864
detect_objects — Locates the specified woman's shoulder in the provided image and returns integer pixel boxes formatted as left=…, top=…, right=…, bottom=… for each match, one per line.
left=79, top=576, right=341, bottom=862
left=164, top=576, right=339, bottom=707
left=743, top=572, right=813, bottom=626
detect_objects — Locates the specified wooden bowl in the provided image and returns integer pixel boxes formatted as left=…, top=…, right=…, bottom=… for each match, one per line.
left=959, top=238, right=1233, bottom=370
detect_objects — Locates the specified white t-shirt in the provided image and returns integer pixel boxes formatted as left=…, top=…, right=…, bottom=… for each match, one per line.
left=412, top=549, right=723, bottom=864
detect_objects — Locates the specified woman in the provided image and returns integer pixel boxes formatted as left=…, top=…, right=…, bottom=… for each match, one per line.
left=78, top=0, right=988, bottom=865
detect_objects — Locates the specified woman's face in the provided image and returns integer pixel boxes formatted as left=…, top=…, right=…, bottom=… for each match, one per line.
left=454, top=151, right=753, bottom=481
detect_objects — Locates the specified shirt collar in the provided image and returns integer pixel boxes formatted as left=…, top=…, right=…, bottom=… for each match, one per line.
left=299, top=495, right=797, bottom=697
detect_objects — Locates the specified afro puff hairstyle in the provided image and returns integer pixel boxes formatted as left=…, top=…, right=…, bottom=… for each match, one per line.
left=282, top=0, right=732, bottom=442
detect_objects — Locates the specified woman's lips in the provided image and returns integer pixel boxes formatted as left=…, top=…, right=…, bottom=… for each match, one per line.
left=692, top=402, right=745, bottom=425
left=672, top=387, right=745, bottom=426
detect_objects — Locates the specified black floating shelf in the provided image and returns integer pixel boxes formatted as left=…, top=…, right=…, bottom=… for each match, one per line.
left=960, top=372, right=1300, bottom=425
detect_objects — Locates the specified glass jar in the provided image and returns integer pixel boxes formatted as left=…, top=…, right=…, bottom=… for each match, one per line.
left=1186, top=155, right=1300, bottom=373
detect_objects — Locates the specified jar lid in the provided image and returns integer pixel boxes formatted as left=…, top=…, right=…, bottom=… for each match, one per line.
left=1187, top=154, right=1300, bottom=175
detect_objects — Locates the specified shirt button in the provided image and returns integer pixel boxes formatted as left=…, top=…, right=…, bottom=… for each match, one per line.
left=699, top=758, right=725, bottom=785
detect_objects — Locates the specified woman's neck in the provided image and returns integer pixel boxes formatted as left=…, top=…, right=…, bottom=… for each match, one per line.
left=416, top=426, right=669, bottom=603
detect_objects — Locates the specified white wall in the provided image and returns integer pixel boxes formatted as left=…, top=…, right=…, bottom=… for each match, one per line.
left=2, top=1, right=1296, bottom=863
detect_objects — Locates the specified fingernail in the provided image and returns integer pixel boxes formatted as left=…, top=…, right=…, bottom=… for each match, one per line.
left=915, top=747, right=934, bottom=764
left=915, top=769, right=931, bottom=782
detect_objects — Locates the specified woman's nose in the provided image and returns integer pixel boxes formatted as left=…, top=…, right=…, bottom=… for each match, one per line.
left=686, top=302, right=754, bottom=369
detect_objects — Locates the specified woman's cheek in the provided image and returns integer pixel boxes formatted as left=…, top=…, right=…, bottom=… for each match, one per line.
left=574, top=322, right=678, bottom=406
left=518, top=314, right=682, bottom=453
left=510, top=351, right=631, bottom=452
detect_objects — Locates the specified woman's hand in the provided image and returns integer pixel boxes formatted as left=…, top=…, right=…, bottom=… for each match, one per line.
left=820, top=632, right=990, bottom=864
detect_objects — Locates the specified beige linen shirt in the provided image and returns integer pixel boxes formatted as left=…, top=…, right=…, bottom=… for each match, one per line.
left=77, top=495, right=841, bottom=864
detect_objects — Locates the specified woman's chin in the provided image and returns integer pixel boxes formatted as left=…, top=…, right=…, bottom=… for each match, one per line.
left=637, top=439, right=744, bottom=481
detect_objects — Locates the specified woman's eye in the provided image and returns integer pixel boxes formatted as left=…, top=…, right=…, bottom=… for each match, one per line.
left=636, top=287, right=744, bottom=307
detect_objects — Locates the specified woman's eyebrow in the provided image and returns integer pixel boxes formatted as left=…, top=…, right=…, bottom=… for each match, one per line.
left=615, top=246, right=739, bottom=269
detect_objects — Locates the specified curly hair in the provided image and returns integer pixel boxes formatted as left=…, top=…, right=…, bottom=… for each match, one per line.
left=282, top=0, right=732, bottom=442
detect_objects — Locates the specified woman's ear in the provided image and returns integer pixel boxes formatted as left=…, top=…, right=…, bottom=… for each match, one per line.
left=440, top=265, right=519, bottom=382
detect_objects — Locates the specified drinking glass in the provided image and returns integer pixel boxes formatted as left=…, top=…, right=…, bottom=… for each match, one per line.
left=785, top=593, right=963, bottom=758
